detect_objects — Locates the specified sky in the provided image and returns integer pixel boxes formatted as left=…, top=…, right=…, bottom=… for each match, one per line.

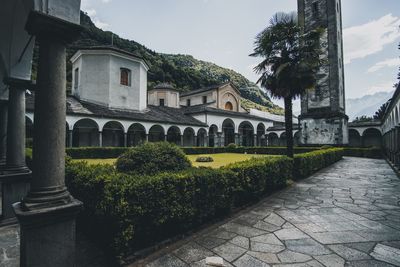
left=81, top=0, right=400, bottom=109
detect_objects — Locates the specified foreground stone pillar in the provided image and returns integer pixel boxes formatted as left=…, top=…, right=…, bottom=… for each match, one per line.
left=0, top=101, right=7, bottom=167
left=13, top=11, right=82, bottom=267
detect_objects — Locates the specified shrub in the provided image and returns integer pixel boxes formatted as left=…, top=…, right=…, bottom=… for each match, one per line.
left=343, top=147, right=382, bottom=159
left=66, top=147, right=129, bottom=159
left=196, top=156, right=214, bottom=162
left=115, top=142, right=191, bottom=175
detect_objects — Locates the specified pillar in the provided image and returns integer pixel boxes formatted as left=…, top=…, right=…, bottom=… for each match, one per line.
left=164, top=134, right=167, bottom=142
left=180, top=135, right=184, bottom=146
left=234, top=133, right=240, bottom=145
left=124, top=133, right=127, bottom=147
left=4, top=79, right=30, bottom=173
left=68, top=130, right=73, bottom=147
left=218, top=132, right=223, bottom=147
left=99, top=131, right=103, bottom=147
left=0, top=101, right=7, bottom=167
left=205, top=135, right=209, bottom=147
left=13, top=11, right=82, bottom=267
left=253, top=134, right=257, bottom=147
left=146, top=134, right=149, bottom=142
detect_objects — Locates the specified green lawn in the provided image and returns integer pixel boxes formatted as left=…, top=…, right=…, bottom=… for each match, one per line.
left=73, top=153, right=273, bottom=168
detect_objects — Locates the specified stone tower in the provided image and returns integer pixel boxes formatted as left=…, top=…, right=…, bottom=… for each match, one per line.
left=298, top=0, right=348, bottom=145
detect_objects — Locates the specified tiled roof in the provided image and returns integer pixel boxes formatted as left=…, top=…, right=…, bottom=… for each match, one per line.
left=25, top=93, right=208, bottom=127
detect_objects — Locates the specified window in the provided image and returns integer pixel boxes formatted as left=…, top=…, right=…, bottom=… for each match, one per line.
left=186, top=99, right=191, bottom=106
left=202, top=96, right=207, bottom=104
left=74, top=68, right=79, bottom=89
left=120, top=68, right=131, bottom=86
left=225, top=101, right=233, bottom=111
left=159, top=99, right=165, bottom=106
left=312, top=2, right=319, bottom=18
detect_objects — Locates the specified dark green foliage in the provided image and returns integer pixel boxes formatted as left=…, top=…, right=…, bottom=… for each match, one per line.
left=293, top=148, right=344, bottom=180
left=115, top=142, right=191, bottom=175
left=374, top=101, right=390, bottom=121
left=352, top=116, right=375, bottom=123
left=195, top=156, right=214, bottom=162
left=343, top=148, right=382, bottom=159
left=66, top=147, right=129, bottom=159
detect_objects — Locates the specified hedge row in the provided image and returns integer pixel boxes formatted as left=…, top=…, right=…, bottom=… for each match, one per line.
left=65, top=146, right=319, bottom=159
left=65, top=148, right=343, bottom=260
left=343, top=147, right=382, bottom=159
left=293, top=148, right=345, bottom=180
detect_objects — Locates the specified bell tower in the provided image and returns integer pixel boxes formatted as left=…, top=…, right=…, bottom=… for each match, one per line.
left=298, top=0, right=348, bottom=145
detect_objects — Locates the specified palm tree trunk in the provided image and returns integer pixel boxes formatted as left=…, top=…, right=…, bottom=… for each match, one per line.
left=284, top=97, right=294, bottom=158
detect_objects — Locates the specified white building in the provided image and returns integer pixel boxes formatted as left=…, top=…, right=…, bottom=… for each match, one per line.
left=25, top=46, right=297, bottom=148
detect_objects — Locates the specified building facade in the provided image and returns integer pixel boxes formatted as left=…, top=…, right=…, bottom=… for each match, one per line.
left=298, top=0, right=349, bottom=145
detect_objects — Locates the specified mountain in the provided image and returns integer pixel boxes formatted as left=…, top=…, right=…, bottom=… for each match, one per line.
left=346, top=91, right=394, bottom=121
left=33, top=12, right=283, bottom=115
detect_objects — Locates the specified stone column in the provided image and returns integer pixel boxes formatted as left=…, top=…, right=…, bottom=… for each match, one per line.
left=146, top=134, right=149, bottom=142
left=253, top=134, right=257, bottom=147
left=205, top=135, right=209, bottom=147
left=180, top=135, right=184, bottom=146
left=164, top=134, right=167, bottom=142
left=99, top=131, right=103, bottom=147
left=13, top=11, right=82, bottom=267
left=124, top=133, right=127, bottom=147
left=68, top=130, right=73, bottom=147
left=234, top=133, right=240, bottom=145
left=4, top=78, right=30, bottom=173
left=0, top=101, right=7, bottom=167
left=218, top=132, right=224, bottom=147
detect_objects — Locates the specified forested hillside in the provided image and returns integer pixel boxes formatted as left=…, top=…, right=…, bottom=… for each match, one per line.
left=33, top=12, right=283, bottom=114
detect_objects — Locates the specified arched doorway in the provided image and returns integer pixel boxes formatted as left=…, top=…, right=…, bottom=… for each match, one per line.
left=72, top=119, right=99, bottom=147
left=208, top=125, right=218, bottom=147
left=349, top=129, right=361, bottom=147
left=148, top=125, right=165, bottom=142
left=102, top=121, right=124, bottom=147
left=225, top=101, right=233, bottom=111
left=183, top=127, right=195, bottom=147
left=239, top=121, right=254, bottom=146
left=257, top=123, right=266, bottom=146
left=222, top=119, right=235, bottom=146
left=167, top=126, right=181, bottom=146
left=197, top=128, right=207, bottom=147
left=127, top=123, right=146, bottom=146
left=268, top=133, right=279, bottom=146
left=362, top=128, right=382, bottom=148
left=280, top=132, right=287, bottom=147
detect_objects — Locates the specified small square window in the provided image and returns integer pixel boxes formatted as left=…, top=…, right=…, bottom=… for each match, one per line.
left=120, top=68, right=131, bottom=86
left=159, top=99, right=165, bottom=106
left=202, top=96, right=207, bottom=104
left=187, top=99, right=191, bottom=107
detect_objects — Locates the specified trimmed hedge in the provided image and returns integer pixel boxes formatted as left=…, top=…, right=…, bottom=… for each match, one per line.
left=343, top=147, right=382, bottom=159
left=293, top=148, right=344, bottom=180
left=65, top=147, right=344, bottom=260
left=66, top=146, right=319, bottom=159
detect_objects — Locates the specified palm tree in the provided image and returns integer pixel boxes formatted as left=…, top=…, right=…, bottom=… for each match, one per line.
left=251, top=12, right=321, bottom=158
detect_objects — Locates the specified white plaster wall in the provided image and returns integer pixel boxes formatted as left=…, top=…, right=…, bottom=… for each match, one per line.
left=148, top=90, right=179, bottom=108
left=180, top=91, right=214, bottom=106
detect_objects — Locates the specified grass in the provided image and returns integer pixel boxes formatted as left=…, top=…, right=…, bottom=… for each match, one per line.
left=73, top=153, right=273, bottom=168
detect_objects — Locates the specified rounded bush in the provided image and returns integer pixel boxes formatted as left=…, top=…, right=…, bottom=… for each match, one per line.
left=196, top=156, right=214, bottom=162
left=115, top=142, right=191, bottom=175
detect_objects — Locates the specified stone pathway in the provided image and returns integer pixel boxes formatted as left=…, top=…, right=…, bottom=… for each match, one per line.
left=140, top=157, right=400, bottom=267
left=1, top=157, right=400, bottom=267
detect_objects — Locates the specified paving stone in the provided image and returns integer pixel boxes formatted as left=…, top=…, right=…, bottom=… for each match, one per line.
left=173, top=242, right=214, bottom=263
left=277, top=250, right=312, bottom=263
left=221, top=223, right=267, bottom=238
left=212, top=242, right=247, bottom=262
left=264, top=213, right=286, bottom=227
left=370, top=243, right=400, bottom=266
left=344, top=242, right=376, bottom=253
left=345, top=259, right=395, bottom=267
left=208, top=229, right=238, bottom=240
left=233, top=254, right=270, bottom=267
left=285, top=238, right=331, bottom=256
left=229, top=236, right=250, bottom=249
left=250, top=242, right=285, bottom=253
left=191, top=258, right=234, bottom=267
left=274, top=228, right=309, bottom=240
left=146, top=254, right=189, bottom=267
left=327, top=244, right=371, bottom=261
left=314, top=254, right=345, bottom=267
left=253, top=221, right=281, bottom=232
left=195, top=236, right=227, bottom=249
left=247, top=251, right=280, bottom=264
left=381, top=240, right=400, bottom=250
left=308, top=231, right=367, bottom=244
left=251, top=234, right=283, bottom=246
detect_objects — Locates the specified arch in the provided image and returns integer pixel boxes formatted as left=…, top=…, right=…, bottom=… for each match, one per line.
left=280, top=132, right=287, bottom=147
left=127, top=123, right=146, bottom=146
left=348, top=129, right=361, bottom=147
left=225, top=101, right=233, bottom=111
left=294, top=131, right=300, bottom=146
left=222, top=119, right=235, bottom=146
left=222, top=92, right=239, bottom=111
left=148, top=125, right=165, bottom=142
left=208, top=124, right=218, bottom=147
left=268, top=133, right=279, bottom=147
left=239, top=121, right=254, bottom=147
left=102, top=121, right=124, bottom=147
left=167, top=126, right=181, bottom=146
left=256, top=123, right=266, bottom=146
left=362, top=128, right=382, bottom=148
left=72, top=118, right=99, bottom=147
left=197, top=128, right=208, bottom=147
left=183, top=127, right=195, bottom=147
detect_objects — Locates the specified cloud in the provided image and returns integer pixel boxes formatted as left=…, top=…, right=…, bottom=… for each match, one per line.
left=367, top=57, right=400, bottom=73
left=366, top=81, right=396, bottom=95
left=85, top=9, right=97, bottom=17
left=343, top=14, right=400, bottom=64
left=92, top=18, right=109, bottom=29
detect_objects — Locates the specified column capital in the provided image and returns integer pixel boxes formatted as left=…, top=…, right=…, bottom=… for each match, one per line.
left=25, top=11, right=82, bottom=44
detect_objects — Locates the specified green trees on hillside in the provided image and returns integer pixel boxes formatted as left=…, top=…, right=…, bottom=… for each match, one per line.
left=251, top=12, right=321, bottom=157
